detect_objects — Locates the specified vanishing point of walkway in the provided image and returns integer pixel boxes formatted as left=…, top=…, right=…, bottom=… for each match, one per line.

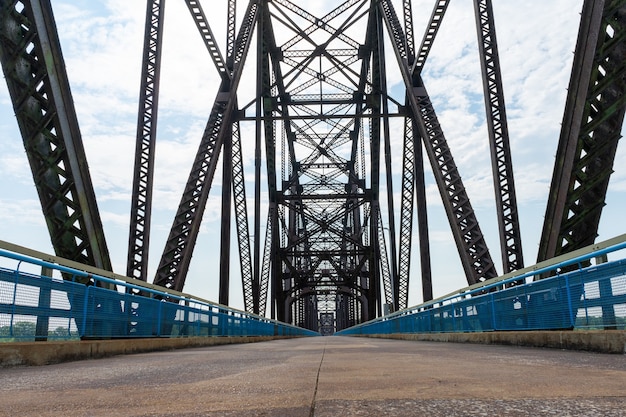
left=1, top=336, right=625, bottom=416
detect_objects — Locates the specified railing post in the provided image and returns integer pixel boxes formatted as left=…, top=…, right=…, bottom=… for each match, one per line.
left=563, top=272, right=575, bottom=328
left=595, top=255, right=617, bottom=329
left=523, top=284, right=529, bottom=329
left=196, top=308, right=201, bottom=336
left=182, top=299, right=190, bottom=336
left=428, top=308, right=433, bottom=332
left=452, top=306, right=457, bottom=331
left=81, top=285, right=90, bottom=338
left=35, top=266, right=52, bottom=341
left=10, top=269, right=19, bottom=338
left=157, top=300, right=163, bottom=337
left=490, top=293, right=497, bottom=331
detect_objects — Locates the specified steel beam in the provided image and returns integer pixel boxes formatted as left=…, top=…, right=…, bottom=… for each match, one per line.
left=398, top=1, right=420, bottom=307
left=414, top=125, right=433, bottom=302
left=259, top=2, right=283, bottom=318
left=153, top=1, right=259, bottom=292
left=539, top=0, right=626, bottom=262
left=397, top=116, right=415, bottom=310
left=402, top=0, right=415, bottom=62
left=259, top=205, right=275, bottom=317
left=0, top=0, right=111, bottom=276
left=413, top=0, right=450, bottom=75
left=379, top=0, right=498, bottom=285
left=127, top=0, right=165, bottom=283
left=473, top=0, right=524, bottom=274
left=377, top=11, right=400, bottom=311
left=376, top=207, right=394, bottom=310
left=219, top=123, right=232, bottom=306
left=184, top=0, right=230, bottom=82
left=231, top=121, right=256, bottom=312
left=226, top=0, right=236, bottom=70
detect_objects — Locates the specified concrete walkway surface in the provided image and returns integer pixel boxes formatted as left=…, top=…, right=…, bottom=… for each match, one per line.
left=1, top=336, right=625, bottom=416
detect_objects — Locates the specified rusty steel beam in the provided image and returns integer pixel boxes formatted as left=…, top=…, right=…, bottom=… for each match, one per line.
left=153, top=1, right=259, bottom=292
left=379, top=0, right=498, bottom=285
left=539, top=0, right=626, bottom=262
left=0, top=0, right=112, bottom=275
left=127, top=0, right=165, bottom=283
left=473, top=0, right=524, bottom=274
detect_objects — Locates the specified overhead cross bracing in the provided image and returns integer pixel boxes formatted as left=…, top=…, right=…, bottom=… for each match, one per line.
left=1, top=0, right=625, bottom=334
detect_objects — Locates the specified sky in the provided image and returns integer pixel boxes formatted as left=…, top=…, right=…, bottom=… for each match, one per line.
left=1, top=0, right=625, bottom=313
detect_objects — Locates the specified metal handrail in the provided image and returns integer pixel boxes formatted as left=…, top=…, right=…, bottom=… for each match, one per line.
left=340, top=234, right=626, bottom=333
left=0, top=241, right=318, bottom=339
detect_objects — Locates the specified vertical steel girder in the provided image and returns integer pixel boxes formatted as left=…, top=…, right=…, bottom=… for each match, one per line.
left=397, top=116, right=415, bottom=310
left=152, top=1, right=259, bottom=292
left=414, top=125, right=433, bottom=301
left=539, top=0, right=626, bottom=262
left=0, top=0, right=112, bottom=277
left=376, top=206, right=394, bottom=309
left=395, top=0, right=417, bottom=311
left=127, top=0, right=165, bottom=282
left=473, top=0, right=524, bottom=274
left=379, top=0, right=498, bottom=285
left=396, top=0, right=437, bottom=305
left=258, top=4, right=282, bottom=318
left=254, top=7, right=268, bottom=317
left=376, top=6, right=401, bottom=311
left=258, top=205, right=275, bottom=317
left=223, top=2, right=253, bottom=312
left=398, top=109, right=433, bottom=303
left=367, top=4, right=384, bottom=317
left=231, top=121, right=256, bottom=312
left=219, top=123, right=232, bottom=306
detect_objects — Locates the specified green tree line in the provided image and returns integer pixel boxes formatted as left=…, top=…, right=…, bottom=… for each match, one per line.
left=0, top=321, right=78, bottom=341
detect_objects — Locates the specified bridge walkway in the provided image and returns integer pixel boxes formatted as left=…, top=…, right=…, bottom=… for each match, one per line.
left=1, top=336, right=625, bottom=416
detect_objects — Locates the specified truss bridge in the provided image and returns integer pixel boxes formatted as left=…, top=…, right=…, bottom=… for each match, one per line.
left=0, top=0, right=625, bottom=335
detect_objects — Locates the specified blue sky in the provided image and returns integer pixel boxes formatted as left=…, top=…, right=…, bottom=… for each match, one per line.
left=1, top=0, right=625, bottom=311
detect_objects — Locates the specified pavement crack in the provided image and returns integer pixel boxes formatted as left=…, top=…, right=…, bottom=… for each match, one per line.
left=309, top=342, right=327, bottom=417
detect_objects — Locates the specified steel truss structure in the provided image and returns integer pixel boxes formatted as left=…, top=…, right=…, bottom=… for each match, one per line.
left=539, top=0, right=626, bottom=263
left=0, top=0, right=112, bottom=280
left=1, top=0, right=625, bottom=333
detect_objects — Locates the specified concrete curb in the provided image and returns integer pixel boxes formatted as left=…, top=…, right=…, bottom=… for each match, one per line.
left=357, top=331, right=626, bottom=354
left=4, top=331, right=623, bottom=367
left=0, top=336, right=298, bottom=367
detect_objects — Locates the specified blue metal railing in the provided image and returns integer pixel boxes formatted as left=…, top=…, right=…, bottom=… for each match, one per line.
left=2, top=236, right=626, bottom=340
left=337, top=240, right=626, bottom=336
left=0, top=246, right=318, bottom=341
